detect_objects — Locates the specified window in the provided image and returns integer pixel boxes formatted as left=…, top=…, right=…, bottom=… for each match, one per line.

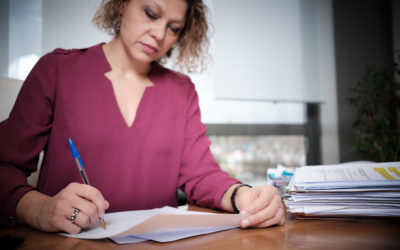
left=209, top=135, right=305, bottom=186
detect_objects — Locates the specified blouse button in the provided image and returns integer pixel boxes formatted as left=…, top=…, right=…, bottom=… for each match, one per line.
left=8, top=216, right=15, bottom=225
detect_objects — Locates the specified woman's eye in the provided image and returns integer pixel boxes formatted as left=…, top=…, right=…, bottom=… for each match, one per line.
left=145, top=8, right=157, bottom=19
left=169, top=25, right=181, bottom=34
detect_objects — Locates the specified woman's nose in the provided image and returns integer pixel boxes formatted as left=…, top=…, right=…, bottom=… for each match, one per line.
left=150, top=23, right=166, bottom=41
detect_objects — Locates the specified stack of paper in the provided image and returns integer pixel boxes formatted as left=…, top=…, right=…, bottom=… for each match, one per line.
left=284, top=162, right=400, bottom=218
left=61, top=206, right=245, bottom=244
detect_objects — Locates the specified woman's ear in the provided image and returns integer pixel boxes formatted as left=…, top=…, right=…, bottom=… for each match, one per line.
left=114, top=1, right=128, bottom=34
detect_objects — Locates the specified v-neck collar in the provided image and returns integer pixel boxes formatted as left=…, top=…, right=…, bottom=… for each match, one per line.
left=91, top=43, right=167, bottom=129
left=92, top=43, right=165, bottom=86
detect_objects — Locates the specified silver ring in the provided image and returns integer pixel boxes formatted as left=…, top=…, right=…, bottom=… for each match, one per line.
left=70, top=208, right=80, bottom=223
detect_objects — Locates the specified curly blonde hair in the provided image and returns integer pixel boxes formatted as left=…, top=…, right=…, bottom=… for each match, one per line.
left=93, top=0, right=211, bottom=73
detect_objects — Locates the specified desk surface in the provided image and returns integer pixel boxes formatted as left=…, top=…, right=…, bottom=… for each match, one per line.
left=1, top=206, right=400, bottom=250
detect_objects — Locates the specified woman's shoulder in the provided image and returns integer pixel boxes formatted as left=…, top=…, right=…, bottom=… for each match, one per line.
left=34, top=43, right=107, bottom=75
left=40, top=43, right=102, bottom=64
left=26, top=44, right=106, bottom=88
left=151, top=63, right=194, bottom=90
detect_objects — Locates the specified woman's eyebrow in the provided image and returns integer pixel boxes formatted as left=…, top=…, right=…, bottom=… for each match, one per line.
left=145, top=0, right=187, bottom=23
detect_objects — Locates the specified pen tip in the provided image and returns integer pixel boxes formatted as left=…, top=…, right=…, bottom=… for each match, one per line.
left=99, top=217, right=106, bottom=230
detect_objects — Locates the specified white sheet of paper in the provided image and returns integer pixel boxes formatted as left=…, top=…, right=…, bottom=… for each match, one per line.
left=289, top=162, right=400, bottom=191
left=61, top=206, right=245, bottom=243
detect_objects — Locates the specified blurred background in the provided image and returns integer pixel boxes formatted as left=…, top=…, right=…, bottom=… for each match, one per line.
left=0, top=0, right=399, bottom=186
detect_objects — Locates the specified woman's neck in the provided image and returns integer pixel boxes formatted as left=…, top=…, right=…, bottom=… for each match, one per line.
left=102, top=37, right=152, bottom=78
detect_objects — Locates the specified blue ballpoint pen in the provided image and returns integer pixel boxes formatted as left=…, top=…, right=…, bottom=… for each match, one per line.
left=68, top=138, right=106, bottom=230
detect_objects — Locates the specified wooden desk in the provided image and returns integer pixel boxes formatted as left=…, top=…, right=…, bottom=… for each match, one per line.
left=1, top=206, right=400, bottom=250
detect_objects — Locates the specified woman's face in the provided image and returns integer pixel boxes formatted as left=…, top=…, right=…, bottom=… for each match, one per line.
left=119, top=0, right=188, bottom=64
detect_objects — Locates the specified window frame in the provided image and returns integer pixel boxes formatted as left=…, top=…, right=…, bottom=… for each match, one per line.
left=206, top=103, right=321, bottom=166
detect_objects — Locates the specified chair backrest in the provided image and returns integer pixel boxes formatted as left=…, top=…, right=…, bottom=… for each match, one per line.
left=0, top=76, right=23, bottom=122
left=0, top=76, right=42, bottom=187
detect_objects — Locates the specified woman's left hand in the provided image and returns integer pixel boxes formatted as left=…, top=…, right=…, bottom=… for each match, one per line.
left=234, top=185, right=285, bottom=228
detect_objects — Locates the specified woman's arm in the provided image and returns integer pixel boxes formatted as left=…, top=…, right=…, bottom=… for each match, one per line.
left=0, top=54, right=55, bottom=226
left=0, top=52, right=110, bottom=232
left=177, top=80, right=239, bottom=209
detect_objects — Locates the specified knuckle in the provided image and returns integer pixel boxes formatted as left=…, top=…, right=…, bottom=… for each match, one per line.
left=53, top=202, right=65, bottom=212
left=86, top=186, right=102, bottom=200
left=77, top=215, right=90, bottom=228
left=66, top=182, right=77, bottom=189
left=85, top=206, right=99, bottom=223
left=82, top=218, right=90, bottom=228
left=87, top=203, right=98, bottom=216
left=93, top=188, right=102, bottom=198
left=58, top=191, right=69, bottom=200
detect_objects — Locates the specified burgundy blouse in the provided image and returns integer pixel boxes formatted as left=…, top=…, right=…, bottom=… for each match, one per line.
left=0, top=44, right=238, bottom=226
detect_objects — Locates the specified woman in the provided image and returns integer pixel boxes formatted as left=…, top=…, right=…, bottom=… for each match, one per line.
left=0, top=0, right=285, bottom=234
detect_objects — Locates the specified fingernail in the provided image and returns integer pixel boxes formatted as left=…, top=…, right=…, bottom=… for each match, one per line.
left=241, top=219, right=250, bottom=228
left=240, top=210, right=247, bottom=215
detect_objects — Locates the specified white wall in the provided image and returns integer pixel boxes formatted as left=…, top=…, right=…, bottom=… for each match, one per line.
left=0, top=77, right=23, bottom=122
left=0, top=0, right=9, bottom=78
left=212, top=0, right=325, bottom=103
left=42, top=0, right=112, bottom=54
left=9, top=0, right=42, bottom=80
left=192, top=0, right=308, bottom=125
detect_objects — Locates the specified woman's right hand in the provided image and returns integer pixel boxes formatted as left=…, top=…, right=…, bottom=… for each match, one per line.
left=16, top=182, right=109, bottom=234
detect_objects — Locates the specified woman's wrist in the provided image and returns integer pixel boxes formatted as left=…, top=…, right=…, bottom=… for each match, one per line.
left=231, top=184, right=252, bottom=213
left=16, top=190, right=49, bottom=228
left=221, top=183, right=252, bottom=213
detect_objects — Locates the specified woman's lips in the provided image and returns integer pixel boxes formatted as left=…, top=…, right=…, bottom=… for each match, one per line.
left=142, top=43, right=158, bottom=54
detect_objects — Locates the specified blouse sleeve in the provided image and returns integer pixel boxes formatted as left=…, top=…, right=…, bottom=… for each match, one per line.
left=178, top=81, right=239, bottom=210
left=0, top=53, right=56, bottom=226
